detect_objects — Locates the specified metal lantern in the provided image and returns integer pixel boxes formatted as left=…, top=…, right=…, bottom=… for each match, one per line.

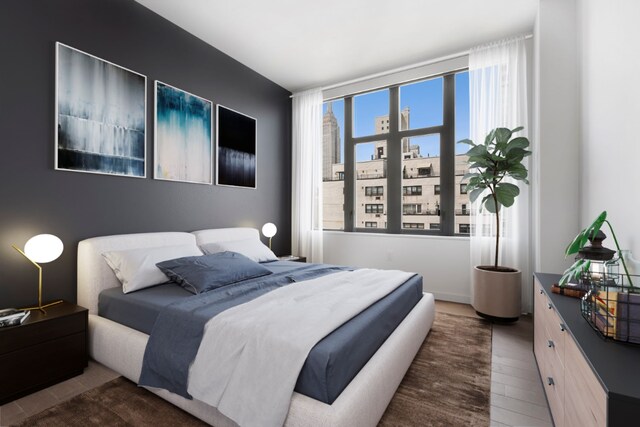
left=576, top=230, right=618, bottom=286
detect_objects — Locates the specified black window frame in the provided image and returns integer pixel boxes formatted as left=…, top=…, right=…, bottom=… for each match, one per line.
left=403, top=185, right=422, bottom=196
left=365, top=186, right=384, bottom=196
left=326, top=69, right=467, bottom=236
left=364, top=204, right=384, bottom=214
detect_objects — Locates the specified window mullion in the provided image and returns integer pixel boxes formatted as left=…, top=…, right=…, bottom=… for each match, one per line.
left=344, top=97, right=354, bottom=232
left=440, top=74, right=455, bottom=236
left=386, top=86, right=401, bottom=234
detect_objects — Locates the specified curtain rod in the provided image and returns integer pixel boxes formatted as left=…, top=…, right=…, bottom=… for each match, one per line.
left=291, top=33, right=533, bottom=98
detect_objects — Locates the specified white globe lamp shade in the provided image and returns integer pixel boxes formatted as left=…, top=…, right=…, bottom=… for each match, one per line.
left=24, top=234, right=64, bottom=263
left=261, top=223, right=277, bottom=238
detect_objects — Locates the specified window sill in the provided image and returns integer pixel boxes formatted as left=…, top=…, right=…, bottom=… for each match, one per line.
left=322, top=230, right=470, bottom=241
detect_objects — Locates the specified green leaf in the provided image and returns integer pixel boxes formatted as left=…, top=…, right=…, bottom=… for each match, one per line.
left=506, top=147, right=528, bottom=160
left=497, top=182, right=520, bottom=197
left=559, top=259, right=591, bottom=287
left=457, top=139, right=476, bottom=146
left=585, top=211, right=607, bottom=242
left=469, top=187, right=486, bottom=203
left=511, top=126, right=524, bottom=134
left=462, top=172, right=480, bottom=181
left=495, top=186, right=515, bottom=208
left=494, top=128, right=512, bottom=144
left=484, top=129, right=497, bottom=145
left=505, top=137, right=530, bottom=153
left=483, top=195, right=499, bottom=213
left=506, top=164, right=528, bottom=181
left=565, top=229, right=589, bottom=257
left=564, top=211, right=608, bottom=257
left=465, top=144, right=488, bottom=157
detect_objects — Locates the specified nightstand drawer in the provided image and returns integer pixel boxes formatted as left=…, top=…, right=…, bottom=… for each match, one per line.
left=0, top=331, right=87, bottom=404
left=0, top=310, right=86, bottom=354
left=0, top=302, right=88, bottom=404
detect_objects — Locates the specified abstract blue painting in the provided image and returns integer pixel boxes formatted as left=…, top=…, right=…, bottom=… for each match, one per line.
left=155, top=81, right=213, bottom=184
left=55, top=43, right=146, bottom=177
left=216, top=105, right=256, bottom=189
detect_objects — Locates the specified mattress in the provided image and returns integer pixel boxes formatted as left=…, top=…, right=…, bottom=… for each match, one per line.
left=98, top=261, right=423, bottom=404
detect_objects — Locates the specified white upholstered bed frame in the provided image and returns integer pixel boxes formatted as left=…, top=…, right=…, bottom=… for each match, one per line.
left=77, top=228, right=435, bottom=427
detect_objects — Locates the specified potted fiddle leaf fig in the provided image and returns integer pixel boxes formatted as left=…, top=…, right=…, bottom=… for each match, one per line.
left=560, top=211, right=635, bottom=287
left=458, top=126, right=531, bottom=321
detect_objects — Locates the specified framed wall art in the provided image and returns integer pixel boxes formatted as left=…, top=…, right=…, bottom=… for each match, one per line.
left=55, top=42, right=146, bottom=178
left=216, top=105, right=257, bottom=189
left=154, top=81, right=213, bottom=184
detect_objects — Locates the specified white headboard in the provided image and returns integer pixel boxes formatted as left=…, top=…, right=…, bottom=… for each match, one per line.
left=191, top=227, right=260, bottom=246
left=77, top=228, right=261, bottom=314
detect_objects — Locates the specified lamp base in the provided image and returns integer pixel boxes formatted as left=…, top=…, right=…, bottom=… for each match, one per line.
left=21, top=299, right=63, bottom=314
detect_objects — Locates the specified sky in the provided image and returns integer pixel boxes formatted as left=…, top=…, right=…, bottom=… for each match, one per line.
left=323, top=71, right=470, bottom=162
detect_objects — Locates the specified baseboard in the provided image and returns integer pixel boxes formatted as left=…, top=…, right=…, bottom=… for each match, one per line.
left=429, top=291, right=471, bottom=305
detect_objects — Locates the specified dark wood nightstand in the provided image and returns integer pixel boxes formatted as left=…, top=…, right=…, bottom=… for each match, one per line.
left=0, top=301, right=88, bottom=404
left=278, top=255, right=307, bottom=263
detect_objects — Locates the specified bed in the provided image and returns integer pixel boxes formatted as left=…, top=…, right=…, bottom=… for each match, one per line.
left=77, top=228, right=435, bottom=426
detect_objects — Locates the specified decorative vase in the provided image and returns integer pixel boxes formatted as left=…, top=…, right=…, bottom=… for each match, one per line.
left=473, top=266, right=521, bottom=322
left=620, top=250, right=640, bottom=277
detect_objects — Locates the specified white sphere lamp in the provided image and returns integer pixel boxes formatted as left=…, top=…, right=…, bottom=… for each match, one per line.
left=261, top=223, right=277, bottom=250
left=13, top=234, right=64, bottom=312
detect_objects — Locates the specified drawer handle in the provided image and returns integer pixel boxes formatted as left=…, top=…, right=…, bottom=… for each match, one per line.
left=560, top=323, right=566, bottom=332
left=547, top=302, right=552, bottom=309
left=547, top=340, right=554, bottom=348
left=547, top=377, right=555, bottom=386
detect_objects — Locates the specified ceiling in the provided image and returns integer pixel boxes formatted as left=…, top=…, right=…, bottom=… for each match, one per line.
left=135, top=0, right=538, bottom=93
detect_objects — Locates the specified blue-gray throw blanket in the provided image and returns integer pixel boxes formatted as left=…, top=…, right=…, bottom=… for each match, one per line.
left=138, top=263, right=350, bottom=398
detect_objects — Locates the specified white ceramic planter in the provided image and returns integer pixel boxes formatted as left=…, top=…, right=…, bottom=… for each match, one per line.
left=472, top=266, right=522, bottom=321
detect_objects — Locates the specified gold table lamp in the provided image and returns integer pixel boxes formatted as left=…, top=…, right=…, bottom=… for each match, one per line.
left=13, top=234, right=64, bottom=313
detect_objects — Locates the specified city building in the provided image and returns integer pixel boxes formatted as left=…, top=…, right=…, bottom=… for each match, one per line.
left=322, top=105, right=470, bottom=233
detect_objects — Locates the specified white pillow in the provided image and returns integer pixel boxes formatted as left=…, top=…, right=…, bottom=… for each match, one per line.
left=200, top=239, right=278, bottom=263
left=102, top=244, right=203, bottom=293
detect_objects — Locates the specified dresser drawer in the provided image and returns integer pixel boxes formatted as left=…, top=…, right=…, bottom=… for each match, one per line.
left=537, top=293, right=566, bottom=365
left=541, top=351, right=565, bottom=427
left=564, top=333, right=607, bottom=427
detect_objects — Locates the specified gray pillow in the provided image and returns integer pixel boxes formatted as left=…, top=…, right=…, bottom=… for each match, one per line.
left=156, top=251, right=272, bottom=295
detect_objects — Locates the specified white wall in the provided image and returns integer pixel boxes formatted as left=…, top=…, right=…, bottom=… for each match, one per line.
left=532, top=0, right=581, bottom=274
left=578, top=0, right=640, bottom=257
left=324, top=232, right=471, bottom=303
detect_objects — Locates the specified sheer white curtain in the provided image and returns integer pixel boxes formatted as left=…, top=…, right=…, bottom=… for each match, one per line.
left=469, top=36, right=532, bottom=312
left=291, top=89, right=324, bottom=263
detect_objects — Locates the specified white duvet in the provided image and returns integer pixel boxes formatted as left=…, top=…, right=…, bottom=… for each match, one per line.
left=187, top=268, right=414, bottom=427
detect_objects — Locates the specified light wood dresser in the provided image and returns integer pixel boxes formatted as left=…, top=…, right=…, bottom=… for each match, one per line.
left=534, top=273, right=640, bottom=426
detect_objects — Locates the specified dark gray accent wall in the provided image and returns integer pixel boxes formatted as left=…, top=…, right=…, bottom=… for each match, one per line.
left=0, top=0, right=292, bottom=308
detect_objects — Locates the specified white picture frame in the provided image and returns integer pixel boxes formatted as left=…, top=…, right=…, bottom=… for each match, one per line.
left=55, top=42, right=147, bottom=178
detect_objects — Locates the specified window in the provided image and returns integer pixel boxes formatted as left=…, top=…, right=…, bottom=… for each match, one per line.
left=459, top=224, right=470, bottom=234
left=365, top=204, right=384, bottom=214
left=403, top=204, right=422, bottom=215
left=460, top=183, right=468, bottom=194
left=403, top=223, right=425, bottom=229
left=365, top=186, right=384, bottom=196
left=417, top=167, right=432, bottom=176
left=365, top=221, right=378, bottom=228
left=322, top=70, right=470, bottom=235
left=403, top=185, right=422, bottom=196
